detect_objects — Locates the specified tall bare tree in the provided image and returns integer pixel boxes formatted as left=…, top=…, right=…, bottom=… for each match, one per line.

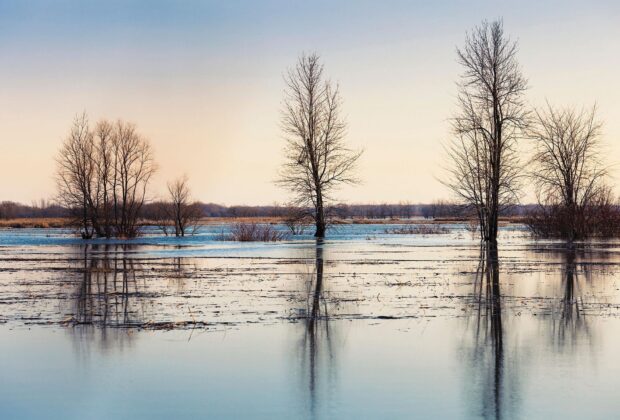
left=528, top=104, right=607, bottom=240
left=445, top=20, right=528, bottom=246
left=278, top=53, right=362, bottom=237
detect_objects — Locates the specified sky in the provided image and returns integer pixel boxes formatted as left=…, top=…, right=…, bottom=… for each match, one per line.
left=0, top=0, right=619, bottom=205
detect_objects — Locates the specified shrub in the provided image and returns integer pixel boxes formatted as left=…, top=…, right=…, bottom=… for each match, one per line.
left=385, top=224, right=450, bottom=235
left=219, top=222, right=287, bottom=242
left=526, top=201, right=620, bottom=239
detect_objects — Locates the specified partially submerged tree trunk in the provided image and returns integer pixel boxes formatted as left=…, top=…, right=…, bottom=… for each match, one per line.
left=314, top=192, right=326, bottom=238
left=277, top=53, right=362, bottom=238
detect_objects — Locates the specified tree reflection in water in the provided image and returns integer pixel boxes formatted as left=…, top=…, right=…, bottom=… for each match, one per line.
left=551, top=247, right=591, bottom=350
left=166, top=255, right=191, bottom=293
left=64, top=244, right=151, bottom=336
left=465, top=245, right=518, bottom=420
left=298, top=239, right=338, bottom=419
left=465, top=244, right=600, bottom=419
left=64, top=245, right=200, bottom=351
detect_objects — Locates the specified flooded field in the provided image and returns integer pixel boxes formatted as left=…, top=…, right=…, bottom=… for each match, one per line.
left=2, top=223, right=620, bottom=419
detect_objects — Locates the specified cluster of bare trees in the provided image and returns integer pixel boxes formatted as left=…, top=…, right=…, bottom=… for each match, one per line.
left=278, top=53, right=362, bottom=238
left=56, top=114, right=156, bottom=238
left=445, top=19, right=616, bottom=243
left=526, top=105, right=620, bottom=239
left=56, top=115, right=205, bottom=238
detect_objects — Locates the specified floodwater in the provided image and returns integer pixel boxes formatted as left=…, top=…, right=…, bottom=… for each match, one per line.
left=1, top=223, right=620, bottom=419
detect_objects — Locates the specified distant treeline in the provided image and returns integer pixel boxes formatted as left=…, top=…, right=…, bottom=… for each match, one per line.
left=144, top=201, right=534, bottom=219
left=0, top=200, right=533, bottom=220
left=0, top=201, right=67, bottom=219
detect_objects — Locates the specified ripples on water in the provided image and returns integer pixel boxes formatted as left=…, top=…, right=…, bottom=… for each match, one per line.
left=1, top=223, right=620, bottom=419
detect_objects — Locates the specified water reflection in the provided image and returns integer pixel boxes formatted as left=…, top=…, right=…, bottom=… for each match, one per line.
left=464, top=244, right=605, bottom=419
left=468, top=246, right=509, bottom=419
left=57, top=245, right=148, bottom=353
left=298, top=240, right=339, bottom=419
left=73, top=245, right=142, bottom=327
left=167, top=256, right=190, bottom=292
left=59, top=244, right=157, bottom=353
left=62, top=246, right=205, bottom=353
left=549, top=247, right=592, bottom=351
left=4, top=226, right=620, bottom=417
left=68, top=245, right=148, bottom=328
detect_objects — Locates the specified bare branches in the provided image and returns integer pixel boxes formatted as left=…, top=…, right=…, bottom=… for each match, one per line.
left=529, top=104, right=605, bottom=207
left=165, top=175, right=202, bottom=237
left=527, top=104, right=611, bottom=239
left=55, top=114, right=156, bottom=238
left=277, top=53, right=362, bottom=237
left=56, top=113, right=97, bottom=238
left=112, top=120, right=156, bottom=237
left=444, top=20, right=527, bottom=244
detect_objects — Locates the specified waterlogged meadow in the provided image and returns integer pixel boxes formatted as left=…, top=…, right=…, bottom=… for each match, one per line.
left=2, top=223, right=620, bottom=419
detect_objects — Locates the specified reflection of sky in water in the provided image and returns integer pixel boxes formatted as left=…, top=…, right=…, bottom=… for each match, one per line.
left=1, top=225, right=620, bottom=418
left=2, top=318, right=620, bottom=419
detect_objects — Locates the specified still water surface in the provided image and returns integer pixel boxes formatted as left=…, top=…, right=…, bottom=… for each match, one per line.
left=1, top=224, right=620, bottom=419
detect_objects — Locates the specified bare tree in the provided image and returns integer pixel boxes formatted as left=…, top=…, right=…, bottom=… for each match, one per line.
left=93, top=119, right=115, bottom=237
left=527, top=104, right=608, bottom=240
left=56, top=113, right=97, bottom=238
left=278, top=53, right=362, bottom=237
left=444, top=20, right=528, bottom=246
left=166, top=175, right=202, bottom=237
left=110, top=120, right=156, bottom=237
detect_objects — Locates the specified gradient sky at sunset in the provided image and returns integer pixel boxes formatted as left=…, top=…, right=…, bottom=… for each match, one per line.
left=1, top=0, right=619, bottom=205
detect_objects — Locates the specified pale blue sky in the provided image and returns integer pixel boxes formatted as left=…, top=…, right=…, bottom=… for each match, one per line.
left=1, top=1, right=619, bottom=204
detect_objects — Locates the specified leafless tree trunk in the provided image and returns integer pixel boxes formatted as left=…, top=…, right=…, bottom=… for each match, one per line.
left=166, top=175, right=202, bottom=237
left=278, top=53, right=362, bottom=238
left=528, top=104, right=607, bottom=240
left=444, top=20, right=528, bottom=247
